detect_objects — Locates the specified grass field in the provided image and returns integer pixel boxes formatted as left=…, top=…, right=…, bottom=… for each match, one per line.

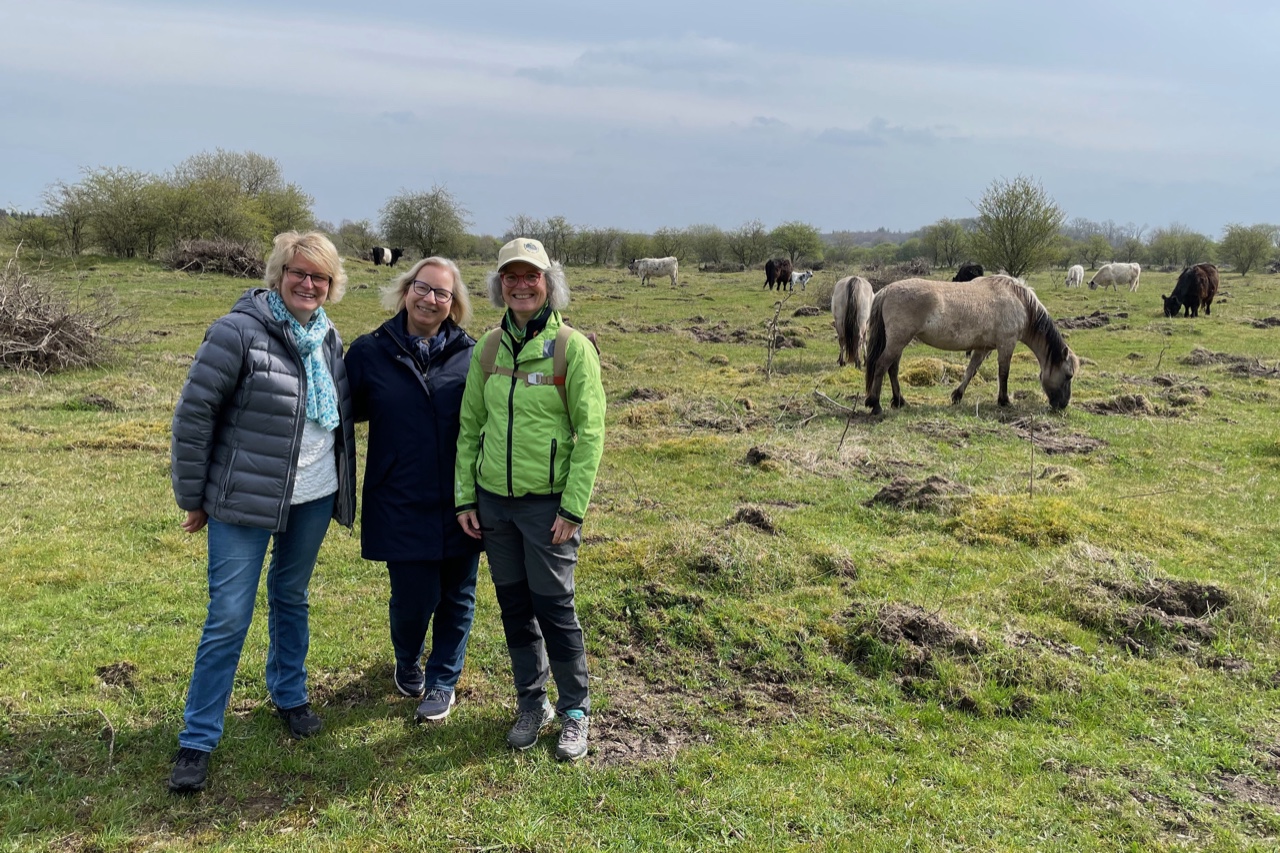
left=3, top=253, right=1280, bottom=851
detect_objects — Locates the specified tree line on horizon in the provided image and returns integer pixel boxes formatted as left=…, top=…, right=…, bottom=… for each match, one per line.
left=3, top=151, right=1277, bottom=276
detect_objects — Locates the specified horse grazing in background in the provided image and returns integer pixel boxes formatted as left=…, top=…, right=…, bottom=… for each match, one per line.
left=864, top=276, right=1079, bottom=415
left=832, top=275, right=874, bottom=368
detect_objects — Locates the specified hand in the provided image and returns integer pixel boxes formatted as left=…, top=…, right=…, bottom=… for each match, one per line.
left=181, top=509, right=208, bottom=533
left=458, top=511, right=483, bottom=540
left=550, top=515, right=580, bottom=546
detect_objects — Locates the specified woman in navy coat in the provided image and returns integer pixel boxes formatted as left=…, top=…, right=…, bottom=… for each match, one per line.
left=346, top=256, right=481, bottom=722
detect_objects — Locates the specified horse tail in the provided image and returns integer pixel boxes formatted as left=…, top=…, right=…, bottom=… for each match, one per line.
left=832, top=277, right=852, bottom=362
left=864, top=292, right=887, bottom=396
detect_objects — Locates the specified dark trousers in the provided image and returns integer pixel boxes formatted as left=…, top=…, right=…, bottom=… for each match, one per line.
left=477, top=489, right=589, bottom=715
left=386, top=552, right=480, bottom=692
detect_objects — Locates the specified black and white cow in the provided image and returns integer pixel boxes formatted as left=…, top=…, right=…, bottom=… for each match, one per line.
left=370, top=246, right=405, bottom=266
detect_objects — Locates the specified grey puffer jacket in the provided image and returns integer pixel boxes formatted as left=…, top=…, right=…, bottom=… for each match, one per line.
left=170, top=288, right=357, bottom=531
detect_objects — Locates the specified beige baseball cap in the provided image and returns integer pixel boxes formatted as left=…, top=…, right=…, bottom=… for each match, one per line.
left=497, top=237, right=551, bottom=271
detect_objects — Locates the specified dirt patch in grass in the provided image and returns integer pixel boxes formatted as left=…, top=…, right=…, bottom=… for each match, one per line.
left=832, top=602, right=985, bottom=687
left=1007, top=416, right=1106, bottom=454
left=728, top=505, right=777, bottom=534
left=1039, top=544, right=1234, bottom=654
left=1057, top=311, right=1119, bottom=330
left=864, top=474, right=970, bottom=510
left=67, top=393, right=118, bottom=412
left=792, top=305, right=824, bottom=317
left=620, top=387, right=665, bottom=403
left=1081, top=394, right=1158, bottom=416
left=95, top=661, right=137, bottom=689
left=1249, top=317, right=1280, bottom=329
left=744, top=442, right=872, bottom=478
left=592, top=669, right=708, bottom=766
left=909, top=418, right=999, bottom=447
left=1182, top=346, right=1280, bottom=378
left=1216, top=773, right=1280, bottom=808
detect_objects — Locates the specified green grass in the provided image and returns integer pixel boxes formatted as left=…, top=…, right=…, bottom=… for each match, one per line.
left=4, top=253, right=1280, bottom=850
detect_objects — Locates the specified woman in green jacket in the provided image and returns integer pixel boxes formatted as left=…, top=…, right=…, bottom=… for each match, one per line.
left=455, top=237, right=605, bottom=761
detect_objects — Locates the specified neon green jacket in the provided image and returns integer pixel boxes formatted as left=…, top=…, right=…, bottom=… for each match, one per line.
left=454, top=309, right=606, bottom=523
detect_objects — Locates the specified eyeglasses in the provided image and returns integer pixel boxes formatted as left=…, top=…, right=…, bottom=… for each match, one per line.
left=501, top=271, right=543, bottom=287
left=284, top=266, right=332, bottom=286
left=408, top=280, right=454, bottom=302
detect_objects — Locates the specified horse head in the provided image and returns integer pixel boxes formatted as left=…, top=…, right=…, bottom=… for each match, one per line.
left=1041, top=346, right=1079, bottom=411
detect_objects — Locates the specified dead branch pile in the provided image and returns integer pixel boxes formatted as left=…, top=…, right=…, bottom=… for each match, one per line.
left=862, top=258, right=933, bottom=292
left=163, top=239, right=265, bottom=278
left=0, top=253, right=133, bottom=373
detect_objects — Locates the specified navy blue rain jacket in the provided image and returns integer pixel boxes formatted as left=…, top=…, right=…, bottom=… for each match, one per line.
left=345, top=313, right=481, bottom=562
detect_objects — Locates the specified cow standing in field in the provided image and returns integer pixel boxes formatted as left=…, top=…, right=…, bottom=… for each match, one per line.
left=628, top=256, right=679, bottom=287
left=764, top=258, right=793, bottom=290
left=790, top=270, right=814, bottom=291
left=370, top=246, right=405, bottom=267
left=1065, top=264, right=1085, bottom=288
left=1163, top=263, right=1219, bottom=317
left=952, top=263, right=984, bottom=282
left=1088, top=262, right=1141, bottom=292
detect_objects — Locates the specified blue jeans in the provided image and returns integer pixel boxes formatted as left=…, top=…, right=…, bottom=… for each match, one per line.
left=387, top=553, right=480, bottom=692
left=178, top=495, right=334, bottom=753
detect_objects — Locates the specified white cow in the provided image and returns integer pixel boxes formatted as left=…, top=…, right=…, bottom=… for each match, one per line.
left=1065, top=264, right=1084, bottom=288
left=1088, top=262, right=1141, bottom=292
left=627, top=256, right=679, bottom=287
left=790, top=270, right=814, bottom=291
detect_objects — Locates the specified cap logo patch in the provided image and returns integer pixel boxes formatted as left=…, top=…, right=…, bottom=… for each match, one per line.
left=524, top=242, right=539, bottom=252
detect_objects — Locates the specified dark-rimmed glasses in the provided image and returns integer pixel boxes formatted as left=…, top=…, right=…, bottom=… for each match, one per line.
left=409, top=280, right=454, bottom=302
left=284, top=266, right=332, bottom=286
left=501, top=271, right=542, bottom=287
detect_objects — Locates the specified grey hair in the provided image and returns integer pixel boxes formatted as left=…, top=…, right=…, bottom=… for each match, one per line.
left=486, top=262, right=569, bottom=312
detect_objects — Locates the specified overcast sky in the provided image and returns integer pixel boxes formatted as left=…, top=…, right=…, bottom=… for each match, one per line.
left=2, top=0, right=1276, bottom=238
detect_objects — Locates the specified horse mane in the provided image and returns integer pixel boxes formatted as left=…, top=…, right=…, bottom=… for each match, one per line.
left=1012, top=280, right=1068, bottom=366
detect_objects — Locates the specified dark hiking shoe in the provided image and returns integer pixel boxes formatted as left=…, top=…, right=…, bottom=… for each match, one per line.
left=277, top=702, right=323, bottom=739
left=394, top=661, right=426, bottom=698
left=555, top=712, right=589, bottom=761
left=168, top=747, right=210, bottom=793
left=506, top=703, right=554, bottom=750
left=415, top=688, right=456, bottom=722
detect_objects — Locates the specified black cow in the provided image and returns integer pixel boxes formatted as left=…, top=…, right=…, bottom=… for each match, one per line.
left=952, top=262, right=984, bottom=282
left=370, top=246, right=405, bottom=267
left=1163, top=263, right=1219, bottom=318
left=764, top=257, right=793, bottom=290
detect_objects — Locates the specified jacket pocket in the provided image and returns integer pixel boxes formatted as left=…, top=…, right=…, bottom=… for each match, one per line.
left=548, top=438, right=558, bottom=488
left=218, top=446, right=240, bottom=500
left=476, top=433, right=485, bottom=480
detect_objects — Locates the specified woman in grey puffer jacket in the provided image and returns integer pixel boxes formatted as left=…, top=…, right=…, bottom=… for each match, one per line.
left=166, top=231, right=356, bottom=795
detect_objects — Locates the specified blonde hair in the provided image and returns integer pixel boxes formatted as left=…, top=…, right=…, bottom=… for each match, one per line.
left=264, top=231, right=347, bottom=303
left=485, top=262, right=569, bottom=311
left=380, top=256, right=473, bottom=328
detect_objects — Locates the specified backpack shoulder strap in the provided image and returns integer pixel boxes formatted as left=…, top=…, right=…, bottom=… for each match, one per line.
left=478, top=325, right=504, bottom=386
left=552, top=323, right=575, bottom=412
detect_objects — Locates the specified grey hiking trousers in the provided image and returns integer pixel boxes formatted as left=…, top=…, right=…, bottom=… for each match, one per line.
left=477, top=489, right=589, bottom=715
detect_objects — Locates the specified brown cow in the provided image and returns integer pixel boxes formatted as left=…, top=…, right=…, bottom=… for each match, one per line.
left=764, top=257, right=793, bottom=290
left=1163, top=263, right=1219, bottom=318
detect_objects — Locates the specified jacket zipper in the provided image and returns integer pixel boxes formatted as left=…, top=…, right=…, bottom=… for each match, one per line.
left=549, top=438, right=557, bottom=488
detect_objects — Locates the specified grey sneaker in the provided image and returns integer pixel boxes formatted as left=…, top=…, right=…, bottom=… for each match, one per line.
left=555, top=713, right=589, bottom=761
left=415, top=688, right=455, bottom=722
left=506, top=703, right=555, bottom=750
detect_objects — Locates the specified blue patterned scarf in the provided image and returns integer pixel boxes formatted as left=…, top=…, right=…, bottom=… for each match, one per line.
left=266, top=290, right=340, bottom=430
